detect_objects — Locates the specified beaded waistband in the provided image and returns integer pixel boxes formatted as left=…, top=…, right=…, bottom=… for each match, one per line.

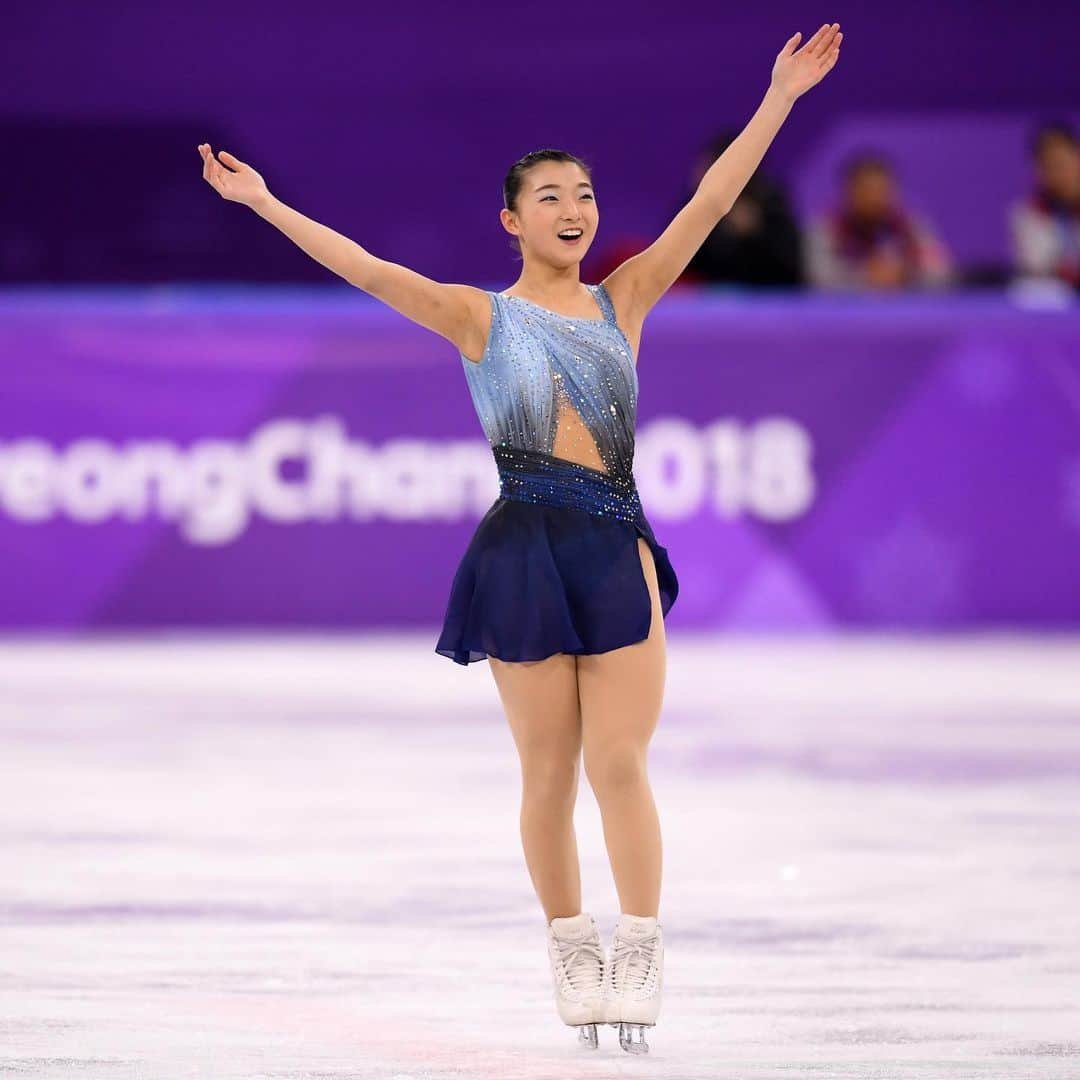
left=493, top=445, right=642, bottom=523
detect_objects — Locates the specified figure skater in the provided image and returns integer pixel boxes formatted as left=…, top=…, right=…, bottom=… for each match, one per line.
left=197, top=21, right=841, bottom=1055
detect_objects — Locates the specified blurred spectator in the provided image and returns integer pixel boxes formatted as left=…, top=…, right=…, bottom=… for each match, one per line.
left=679, top=131, right=804, bottom=288
left=587, top=130, right=803, bottom=289
left=806, top=152, right=952, bottom=291
left=1009, top=122, right=1080, bottom=288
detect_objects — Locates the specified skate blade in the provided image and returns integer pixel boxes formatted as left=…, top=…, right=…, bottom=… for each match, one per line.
left=575, top=1023, right=599, bottom=1049
left=613, top=1021, right=651, bottom=1054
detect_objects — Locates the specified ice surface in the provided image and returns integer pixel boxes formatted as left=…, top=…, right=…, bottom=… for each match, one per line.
left=1, top=634, right=1078, bottom=1078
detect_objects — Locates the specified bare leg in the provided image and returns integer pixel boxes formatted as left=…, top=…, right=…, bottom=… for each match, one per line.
left=577, top=538, right=667, bottom=918
left=488, top=650, right=584, bottom=923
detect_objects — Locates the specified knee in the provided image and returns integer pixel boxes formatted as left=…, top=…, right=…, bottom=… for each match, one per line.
left=583, top=744, right=647, bottom=797
left=521, top=755, right=579, bottom=807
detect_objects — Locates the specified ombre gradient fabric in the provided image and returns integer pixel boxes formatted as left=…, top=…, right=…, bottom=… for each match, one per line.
left=461, top=284, right=638, bottom=478
left=435, top=283, right=678, bottom=665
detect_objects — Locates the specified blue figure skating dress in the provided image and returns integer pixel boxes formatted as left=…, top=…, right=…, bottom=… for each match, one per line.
left=435, top=282, right=679, bottom=665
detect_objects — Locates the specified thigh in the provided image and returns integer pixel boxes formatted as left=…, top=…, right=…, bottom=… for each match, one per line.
left=577, top=538, right=667, bottom=758
left=489, top=651, right=582, bottom=769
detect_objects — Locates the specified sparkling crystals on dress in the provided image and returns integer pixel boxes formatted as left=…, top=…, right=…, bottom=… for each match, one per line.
left=494, top=446, right=643, bottom=523
left=435, top=280, right=679, bottom=666
left=459, top=283, right=641, bottom=519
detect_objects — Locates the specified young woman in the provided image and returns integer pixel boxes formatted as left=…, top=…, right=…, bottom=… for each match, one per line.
left=198, top=22, right=841, bottom=1055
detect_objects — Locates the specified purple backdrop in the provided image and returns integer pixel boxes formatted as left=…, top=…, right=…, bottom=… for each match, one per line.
left=2, top=287, right=1078, bottom=630
left=5, top=2, right=1080, bottom=284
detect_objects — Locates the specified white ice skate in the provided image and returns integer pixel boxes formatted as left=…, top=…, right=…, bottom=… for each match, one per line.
left=546, top=912, right=606, bottom=1049
left=603, top=913, right=664, bottom=1054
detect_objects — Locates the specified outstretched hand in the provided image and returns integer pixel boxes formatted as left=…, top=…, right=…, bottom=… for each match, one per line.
left=198, top=144, right=270, bottom=207
left=771, top=23, right=842, bottom=101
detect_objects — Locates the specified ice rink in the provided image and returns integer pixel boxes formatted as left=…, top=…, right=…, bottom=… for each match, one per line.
left=2, top=634, right=1078, bottom=1079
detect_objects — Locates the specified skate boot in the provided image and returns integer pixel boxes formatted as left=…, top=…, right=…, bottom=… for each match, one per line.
left=603, top=913, right=663, bottom=1054
left=546, top=912, right=605, bottom=1049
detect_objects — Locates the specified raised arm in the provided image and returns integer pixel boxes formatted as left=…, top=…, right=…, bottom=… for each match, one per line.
left=603, top=23, right=842, bottom=328
left=197, top=144, right=489, bottom=360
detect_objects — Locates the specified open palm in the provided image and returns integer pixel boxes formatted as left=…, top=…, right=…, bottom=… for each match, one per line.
left=771, top=23, right=842, bottom=100
left=198, top=144, right=270, bottom=207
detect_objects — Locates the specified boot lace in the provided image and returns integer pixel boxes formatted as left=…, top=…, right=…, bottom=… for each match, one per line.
left=610, top=933, right=659, bottom=993
left=554, top=936, right=604, bottom=994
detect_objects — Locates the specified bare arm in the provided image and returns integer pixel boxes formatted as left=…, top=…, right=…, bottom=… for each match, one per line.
left=604, top=24, right=842, bottom=329
left=198, top=144, right=489, bottom=358
left=251, top=192, right=489, bottom=356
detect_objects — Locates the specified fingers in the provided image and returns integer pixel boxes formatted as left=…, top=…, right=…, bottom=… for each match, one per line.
left=199, top=144, right=214, bottom=187
left=782, top=30, right=801, bottom=55
left=801, top=21, right=838, bottom=58
left=815, top=35, right=842, bottom=80
left=820, top=30, right=842, bottom=67
left=198, top=143, right=225, bottom=194
left=801, top=22, right=828, bottom=54
left=813, top=23, right=840, bottom=59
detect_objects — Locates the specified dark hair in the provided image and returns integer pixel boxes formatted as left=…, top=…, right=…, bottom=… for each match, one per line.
left=502, top=148, right=592, bottom=258
left=840, top=150, right=894, bottom=184
left=1030, top=121, right=1078, bottom=160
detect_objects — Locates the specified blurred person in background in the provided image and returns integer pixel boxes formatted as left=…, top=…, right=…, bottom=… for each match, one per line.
left=590, top=132, right=803, bottom=289
left=679, top=130, right=804, bottom=288
left=1010, top=121, right=1080, bottom=289
left=805, top=151, right=952, bottom=291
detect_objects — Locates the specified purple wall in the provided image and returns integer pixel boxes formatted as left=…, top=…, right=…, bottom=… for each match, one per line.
left=5, top=2, right=1079, bottom=285
left=5, top=6, right=1078, bottom=630
left=2, top=288, right=1078, bottom=630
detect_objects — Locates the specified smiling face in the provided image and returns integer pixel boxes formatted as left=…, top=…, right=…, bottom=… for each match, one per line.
left=501, top=159, right=598, bottom=266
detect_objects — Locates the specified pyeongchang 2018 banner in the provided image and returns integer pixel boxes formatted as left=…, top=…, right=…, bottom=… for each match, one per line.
left=2, top=287, right=1079, bottom=630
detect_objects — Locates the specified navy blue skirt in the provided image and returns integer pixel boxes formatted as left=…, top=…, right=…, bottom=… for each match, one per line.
left=435, top=447, right=679, bottom=665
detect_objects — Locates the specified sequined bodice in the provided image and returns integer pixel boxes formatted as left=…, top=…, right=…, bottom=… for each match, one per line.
left=460, top=282, right=639, bottom=481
